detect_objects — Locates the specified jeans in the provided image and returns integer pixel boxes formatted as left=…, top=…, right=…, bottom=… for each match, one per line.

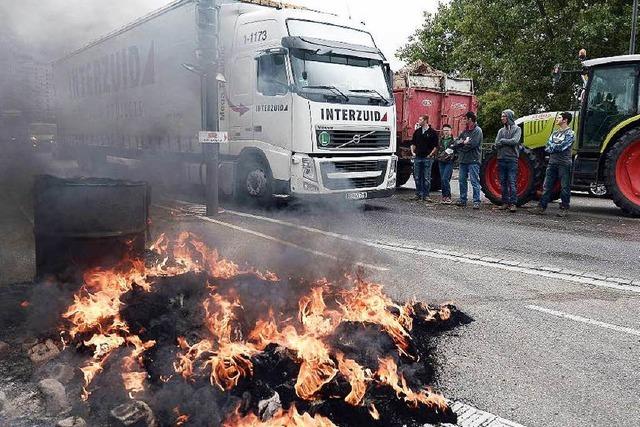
left=459, top=162, right=481, bottom=204
left=498, top=159, right=518, bottom=205
left=413, top=157, right=434, bottom=197
left=540, top=163, right=572, bottom=209
left=438, top=161, right=454, bottom=198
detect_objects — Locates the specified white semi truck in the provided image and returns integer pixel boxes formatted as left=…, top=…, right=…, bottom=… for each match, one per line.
left=53, top=0, right=397, bottom=203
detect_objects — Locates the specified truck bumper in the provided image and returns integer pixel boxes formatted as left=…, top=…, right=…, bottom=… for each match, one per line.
left=294, top=188, right=394, bottom=202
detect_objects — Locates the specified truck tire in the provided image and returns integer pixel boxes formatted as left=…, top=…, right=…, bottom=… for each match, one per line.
left=604, top=128, right=640, bottom=216
left=396, top=163, right=412, bottom=187
left=237, top=156, right=273, bottom=205
left=480, top=146, right=542, bottom=206
left=430, top=161, right=441, bottom=192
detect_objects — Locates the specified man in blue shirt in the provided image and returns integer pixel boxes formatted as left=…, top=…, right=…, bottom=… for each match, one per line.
left=534, top=112, right=575, bottom=217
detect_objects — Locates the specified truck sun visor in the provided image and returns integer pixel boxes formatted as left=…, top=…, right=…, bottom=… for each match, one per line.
left=281, top=36, right=385, bottom=61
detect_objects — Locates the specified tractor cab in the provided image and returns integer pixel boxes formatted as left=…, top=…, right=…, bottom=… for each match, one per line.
left=574, top=56, right=640, bottom=190
left=574, top=55, right=640, bottom=215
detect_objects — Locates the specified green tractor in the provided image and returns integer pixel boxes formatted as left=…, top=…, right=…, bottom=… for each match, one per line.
left=481, top=54, right=640, bottom=216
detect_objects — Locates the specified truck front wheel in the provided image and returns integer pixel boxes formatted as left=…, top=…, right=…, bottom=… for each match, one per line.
left=238, top=157, right=273, bottom=205
left=605, top=128, right=640, bottom=216
left=480, top=147, right=542, bottom=206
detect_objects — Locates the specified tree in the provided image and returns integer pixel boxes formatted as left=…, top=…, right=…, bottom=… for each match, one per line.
left=397, top=0, right=633, bottom=137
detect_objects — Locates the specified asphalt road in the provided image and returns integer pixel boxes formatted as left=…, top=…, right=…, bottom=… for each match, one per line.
left=1, top=146, right=639, bottom=427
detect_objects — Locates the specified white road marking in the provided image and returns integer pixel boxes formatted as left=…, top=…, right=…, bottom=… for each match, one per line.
left=155, top=205, right=389, bottom=272
left=440, top=400, right=526, bottom=427
left=183, top=204, right=640, bottom=294
left=527, top=305, right=640, bottom=337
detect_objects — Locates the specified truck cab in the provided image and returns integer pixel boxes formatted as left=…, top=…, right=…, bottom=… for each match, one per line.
left=219, top=4, right=397, bottom=202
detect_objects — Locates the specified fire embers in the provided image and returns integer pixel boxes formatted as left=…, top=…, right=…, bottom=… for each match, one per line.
left=59, top=233, right=468, bottom=426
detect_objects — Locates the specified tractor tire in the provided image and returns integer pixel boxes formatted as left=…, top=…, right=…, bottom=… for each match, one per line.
left=604, top=127, right=640, bottom=217
left=237, top=156, right=274, bottom=206
left=396, top=163, right=412, bottom=188
left=480, top=146, right=542, bottom=206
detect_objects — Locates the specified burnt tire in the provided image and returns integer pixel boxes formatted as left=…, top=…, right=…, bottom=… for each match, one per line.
left=237, top=156, right=273, bottom=205
left=480, top=146, right=542, bottom=206
left=604, top=127, right=640, bottom=217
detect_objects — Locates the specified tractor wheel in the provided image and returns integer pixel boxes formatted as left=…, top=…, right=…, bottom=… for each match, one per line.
left=480, top=147, right=542, bottom=206
left=396, top=163, right=412, bottom=187
left=604, top=128, right=640, bottom=216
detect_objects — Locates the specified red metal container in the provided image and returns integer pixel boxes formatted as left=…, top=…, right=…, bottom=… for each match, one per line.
left=393, top=68, right=478, bottom=188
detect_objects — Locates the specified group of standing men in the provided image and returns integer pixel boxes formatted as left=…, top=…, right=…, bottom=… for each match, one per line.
left=411, top=110, right=575, bottom=216
left=411, top=111, right=483, bottom=209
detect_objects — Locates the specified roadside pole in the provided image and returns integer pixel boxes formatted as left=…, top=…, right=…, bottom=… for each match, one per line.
left=631, top=0, right=639, bottom=54
left=197, top=0, right=222, bottom=217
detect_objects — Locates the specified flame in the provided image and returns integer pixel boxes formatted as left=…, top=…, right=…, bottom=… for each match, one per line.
left=377, top=357, right=448, bottom=411
left=60, top=232, right=451, bottom=422
left=336, top=352, right=369, bottom=406
left=173, top=407, right=190, bottom=426
left=368, top=403, right=380, bottom=420
left=339, top=277, right=414, bottom=357
left=223, top=405, right=337, bottom=427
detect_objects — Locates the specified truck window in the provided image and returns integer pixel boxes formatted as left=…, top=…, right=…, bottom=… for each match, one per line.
left=257, top=54, right=288, bottom=96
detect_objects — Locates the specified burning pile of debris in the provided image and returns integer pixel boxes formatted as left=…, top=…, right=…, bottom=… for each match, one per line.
left=3, top=232, right=470, bottom=426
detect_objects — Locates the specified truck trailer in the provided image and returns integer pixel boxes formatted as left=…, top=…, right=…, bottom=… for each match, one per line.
left=393, top=62, right=477, bottom=188
left=53, top=0, right=398, bottom=204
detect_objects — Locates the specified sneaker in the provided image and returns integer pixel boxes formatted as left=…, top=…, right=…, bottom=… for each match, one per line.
left=509, top=205, right=517, bottom=213
left=557, top=208, right=568, bottom=217
left=497, top=204, right=509, bottom=210
left=441, top=197, right=452, bottom=205
left=472, top=202, right=481, bottom=210
left=532, top=206, right=545, bottom=215
left=423, top=197, right=435, bottom=203
left=455, top=200, right=467, bottom=207
left=411, top=195, right=422, bottom=201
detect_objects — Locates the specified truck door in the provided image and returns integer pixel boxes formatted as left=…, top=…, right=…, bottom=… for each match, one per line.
left=253, top=51, right=292, bottom=151
left=229, top=55, right=254, bottom=141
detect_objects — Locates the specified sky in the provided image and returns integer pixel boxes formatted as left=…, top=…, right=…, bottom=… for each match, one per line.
left=0, top=0, right=441, bottom=69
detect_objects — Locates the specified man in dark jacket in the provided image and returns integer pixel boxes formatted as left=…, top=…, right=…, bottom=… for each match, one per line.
left=455, top=111, right=483, bottom=209
left=495, top=109, right=522, bottom=212
left=410, top=115, right=439, bottom=201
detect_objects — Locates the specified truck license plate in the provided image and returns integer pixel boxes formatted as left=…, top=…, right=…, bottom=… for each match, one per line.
left=345, top=191, right=367, bottom=200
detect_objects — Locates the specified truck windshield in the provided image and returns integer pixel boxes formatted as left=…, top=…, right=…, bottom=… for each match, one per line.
left=290, top=49, right=392, bottom=105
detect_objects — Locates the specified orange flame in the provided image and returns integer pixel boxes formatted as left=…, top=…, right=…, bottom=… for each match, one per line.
left=336, top=352, right=370, bottom=406
left=377, top=357, right=448, bottom=411
left=368, top=403, right=380, bottom=420
left=339, top=278, right=414, bottom=358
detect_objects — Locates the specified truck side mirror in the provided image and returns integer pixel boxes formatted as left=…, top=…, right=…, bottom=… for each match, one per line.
left=383, top=62, right=393, bottom=88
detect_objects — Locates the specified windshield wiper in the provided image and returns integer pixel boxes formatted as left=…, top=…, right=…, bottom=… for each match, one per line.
left=303, top=85, right=350, bottom=103
left=349, top=89, right=390, bottom=105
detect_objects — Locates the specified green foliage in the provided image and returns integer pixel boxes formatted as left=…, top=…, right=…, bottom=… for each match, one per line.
left=397, top=0, right=633, bottom=137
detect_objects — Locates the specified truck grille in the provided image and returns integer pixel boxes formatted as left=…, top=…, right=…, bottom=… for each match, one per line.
left=316, top=130, right=390, bottom=150
left=320, top=160, right=387, bottom=190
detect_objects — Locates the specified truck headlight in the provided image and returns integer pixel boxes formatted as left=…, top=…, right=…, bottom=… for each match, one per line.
left=387, top=155, right=398, bottom=188
left=388, top=155, right=398, bottom=178
left=302, top=158, right=317, bottom=182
